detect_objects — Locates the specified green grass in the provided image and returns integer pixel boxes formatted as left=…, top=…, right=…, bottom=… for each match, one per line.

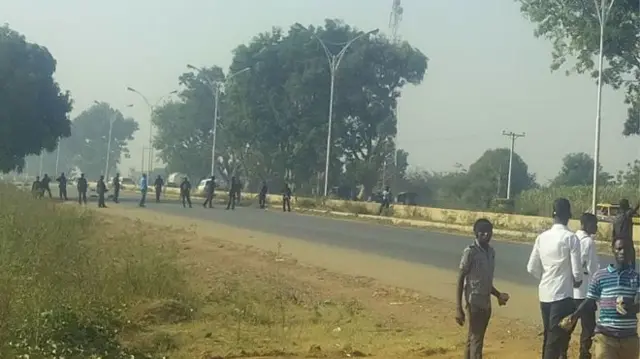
left=0, top=183, right=191, bottom=358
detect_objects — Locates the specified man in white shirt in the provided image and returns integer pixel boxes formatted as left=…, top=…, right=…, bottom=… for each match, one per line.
left=527, top=198, right=582, bottom=359
left=571, top=213, right=599, bottom=359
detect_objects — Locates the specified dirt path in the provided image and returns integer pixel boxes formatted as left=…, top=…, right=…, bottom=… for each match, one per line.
left=104, top=207, right=563, bottom=358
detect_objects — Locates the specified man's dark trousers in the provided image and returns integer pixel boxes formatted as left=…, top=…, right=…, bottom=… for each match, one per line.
left=113, top=187, right=120, bottom=203
left=226, top=193, right=236, bottom=210
left=59, top=186, right=67, bottom=200
left=540, top=297, right=575, bottom=359
left=465, top=305, right=491, bottom=359
left=203, top=191, right=214, bottom=208
left=571, top=299, right=596, bottom=359
left=155, top=187, right=162, bottom=202
left=98, top=193, right=106, bottom=208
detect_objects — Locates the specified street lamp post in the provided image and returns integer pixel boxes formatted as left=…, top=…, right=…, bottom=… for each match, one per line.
left=591, top=0, right=616, bottom=213
left=126, top=88, right=177, bottom=174
left=294, top=23, right=379, bottom=197
left=186, top=65, right=250, bottom=177
left=94, top=101, right=133, bottom=180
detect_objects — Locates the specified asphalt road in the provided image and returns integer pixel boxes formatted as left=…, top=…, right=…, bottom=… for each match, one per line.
left=72, top=190, right=615, bottom=287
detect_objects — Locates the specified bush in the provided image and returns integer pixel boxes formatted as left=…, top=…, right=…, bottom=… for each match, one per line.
left=0, top=183, right=190, bottom=358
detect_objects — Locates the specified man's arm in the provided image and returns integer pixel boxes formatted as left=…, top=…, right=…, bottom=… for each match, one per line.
left=456, top=248, right=471, bottom=322
left=526, top=237, right=543, bottom=279
left=586, top=238, right=599, bottom=279
left=569, top=234, right=583, bottom=286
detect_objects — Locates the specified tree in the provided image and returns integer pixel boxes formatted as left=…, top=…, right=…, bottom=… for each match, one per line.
left=462, top=148, right=536, bottom=208
left=66, top=103, right=138, bottom=178
left=516, top=0, right=640, bottom=134
left=552, top=152, right=611, bottom=186
left=0, top=25, right=73, bottom=172
left=616, top=160, right=640, bottom=187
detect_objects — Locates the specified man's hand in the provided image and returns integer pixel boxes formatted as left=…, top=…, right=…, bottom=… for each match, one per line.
left=498, top=292, right=510, bottom=306
left=455, top=307, right=465, bottom=326
left=616, top=296, right=630, bottom=315
left=558, top=314, right=578, bottom=331
left=573, top=280, right=583, bottom=288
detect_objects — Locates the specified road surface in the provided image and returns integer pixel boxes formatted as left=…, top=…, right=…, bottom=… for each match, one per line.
left=64, top=190, right=613, bottom=288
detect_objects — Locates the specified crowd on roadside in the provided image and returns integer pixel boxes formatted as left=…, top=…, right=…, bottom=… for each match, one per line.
left=456, top=197, right=640, bottom=359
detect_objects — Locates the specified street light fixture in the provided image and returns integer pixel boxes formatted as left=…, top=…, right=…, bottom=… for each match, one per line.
left=186, top=64, right=251, bottom=177
left=294, top=23, right=379, bottom=197
left=95, top=101, right=134, bottom=180
left=126, top=87, right=177, bottom=174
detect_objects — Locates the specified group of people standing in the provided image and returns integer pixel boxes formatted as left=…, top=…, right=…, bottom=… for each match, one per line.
left=458, top=197, right=640, bottom=359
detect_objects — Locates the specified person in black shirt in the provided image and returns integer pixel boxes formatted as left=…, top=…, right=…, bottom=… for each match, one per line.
left=154, top=175, right=164, bottom=203
left=226, top=176, right=239, bottom=210
left=613, top=198, right=639, bottom=269
left=203, top=176, right=215, bottom=208
left=282, top=184, right=292, bottom=212
left=259, top=181, right=268, bottom=209
left=378, top=186, right=392, bottom=215
left=31, top=176, right=42, bottom=198
left=41, top=174, right=52, bottom=198
left=56, top=172, right=68, bottom=200
left=96, top=175, right=107, bottom=208
left=112, top=173, right=121, bottom=203
left=180, top=177, right=192, bottom=208
left=76, top=174, right=88, bottom=205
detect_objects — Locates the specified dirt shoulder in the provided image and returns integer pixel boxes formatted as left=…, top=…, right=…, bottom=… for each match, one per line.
left=96, top=206, right=570, bottom=359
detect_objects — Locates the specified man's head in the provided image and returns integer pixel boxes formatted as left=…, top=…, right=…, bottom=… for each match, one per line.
left=553, top=198, right=572, bottom=224
left=142, top=173, right=147, bottom=178
left=115, top=173, right=120, bottom=177
left=612, top=238, right=632, bottom=266
left=80, top=173, right=85, bottom=178
left=473, top=218, right=493, bottom=246
left=580, top=212, right=598, bottom=235
left=99, top=175, right=104, bottom=180
left=211, top=176, right=215, bottom=180
left=61, top=172, right=65, bottom=176
left=157, top=175, right=161, bottom=178
left=35, top=176, right=39, bottom=181
left=620, top=199, right=630, bottom=211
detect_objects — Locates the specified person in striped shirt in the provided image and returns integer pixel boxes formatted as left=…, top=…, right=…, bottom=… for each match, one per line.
left=568, top=238, right=640, bottom=359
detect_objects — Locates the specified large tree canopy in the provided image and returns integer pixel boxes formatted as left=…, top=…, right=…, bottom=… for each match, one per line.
left=516, top=0, right=640, bottom=134
left=66, top=103, right=139, bottom=178
left=0, top=25, right=73, bottom=172
left=551, top=152, right=611, bottom=186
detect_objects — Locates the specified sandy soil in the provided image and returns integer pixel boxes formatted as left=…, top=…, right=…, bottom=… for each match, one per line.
left=102, top=206, right=579, bottom=358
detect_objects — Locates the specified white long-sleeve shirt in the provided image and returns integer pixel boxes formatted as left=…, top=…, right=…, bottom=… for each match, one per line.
left=573, top=230, right=599, bottom=299
left=527, top=224, right=583, bottom=303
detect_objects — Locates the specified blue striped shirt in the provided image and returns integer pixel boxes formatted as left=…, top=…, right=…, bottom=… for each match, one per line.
left=587, top=265, right=640, bottom=338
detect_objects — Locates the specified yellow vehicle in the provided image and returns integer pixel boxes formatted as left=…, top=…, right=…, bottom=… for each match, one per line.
left=595, top=203, right=640, bottom=225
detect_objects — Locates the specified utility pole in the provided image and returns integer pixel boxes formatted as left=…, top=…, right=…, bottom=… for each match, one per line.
left=502, top=130, right=525, bottom=200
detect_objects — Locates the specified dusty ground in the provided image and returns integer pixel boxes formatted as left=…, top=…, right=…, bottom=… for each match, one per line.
left=101, top=206, right=581, bottom=358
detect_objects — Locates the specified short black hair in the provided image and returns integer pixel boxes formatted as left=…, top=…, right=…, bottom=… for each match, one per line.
left=473, top=218, right=493, bottom=232
left=620, top=199, right=630, bottom=210
left=553, top=198, right=571, bottom=219
left=580, top=212, right=597, bottom=227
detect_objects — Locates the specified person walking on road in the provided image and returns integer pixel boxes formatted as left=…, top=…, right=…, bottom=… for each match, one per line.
left=139, top=174, right=148, bottom=207
left=56, top=172, right=68, bottom=200
left=41, top=174, right=52, bottom=198
left=565, top=238, right=640, bottom=359
left=569, top=213, right=599, bottom=359
left=76, top=173, right=88, bottom=205
left=96, top=175, right=107, bottom=208
left=31, top=176, right=42, bottom=198
left=456, top=218, right=509, bottom=359
left=112, top=173, right=121, bottom=203
left=154, top=175, right=164, bottom=203
left=203, top=176, right=215, bottom=208
left=527, top=198, right=582, bottom=359
left=282, top=183, right=292, bottom=212
left=612, top=199, right=639, bottom=270
left=180, top=177, right=192, bottom=208
left=378, top=186, right=392, bottom=215
left=226, top=176, right=239, bottom=210
left=259, top=181, right=268, bottom=209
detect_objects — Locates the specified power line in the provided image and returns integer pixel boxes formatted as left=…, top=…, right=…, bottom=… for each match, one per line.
left=502, top=130, right=525, bottom=200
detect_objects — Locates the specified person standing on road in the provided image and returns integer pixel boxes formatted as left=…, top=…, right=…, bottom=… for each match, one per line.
left=527, top=198, right=582, bottom=359
left=96, top=175, right=107, bottom=208
left=56, top=172, right=68, bottom=200
left=569, top=213, right=599, bottom=359
left=112, top=173, right=121, bottom=203
left=203, top=176, right=215, bottom=208
left=139, top=174, right=148, bottom=207
left=565, top=238, right=640, bottom=359
left=180, top=177, right=192, bottom=208
left=41, top=174, right=52, bottom=198
left=259, top=181, right=268, bottom=209
left=456, top=218, right=509, bottom=359
left=226, top=176, right=239, bottom=210
left=282, top=183, right=292, bottom=212
left=31, top=176, right=42, bottom=198
left=612, top=199, right=639, bottom=270
left=154, top=175, right=164, bottom=203
left=378, top=186, right=392, bottom=215
left=76, top=173, right=88, bottom=205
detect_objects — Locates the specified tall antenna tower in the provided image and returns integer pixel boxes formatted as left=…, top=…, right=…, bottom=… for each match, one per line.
left=389, top=0, right=403, bottom=43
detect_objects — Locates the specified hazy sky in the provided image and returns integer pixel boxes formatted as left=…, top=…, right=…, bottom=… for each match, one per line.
left=3, top=0, right=636, bottom=182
